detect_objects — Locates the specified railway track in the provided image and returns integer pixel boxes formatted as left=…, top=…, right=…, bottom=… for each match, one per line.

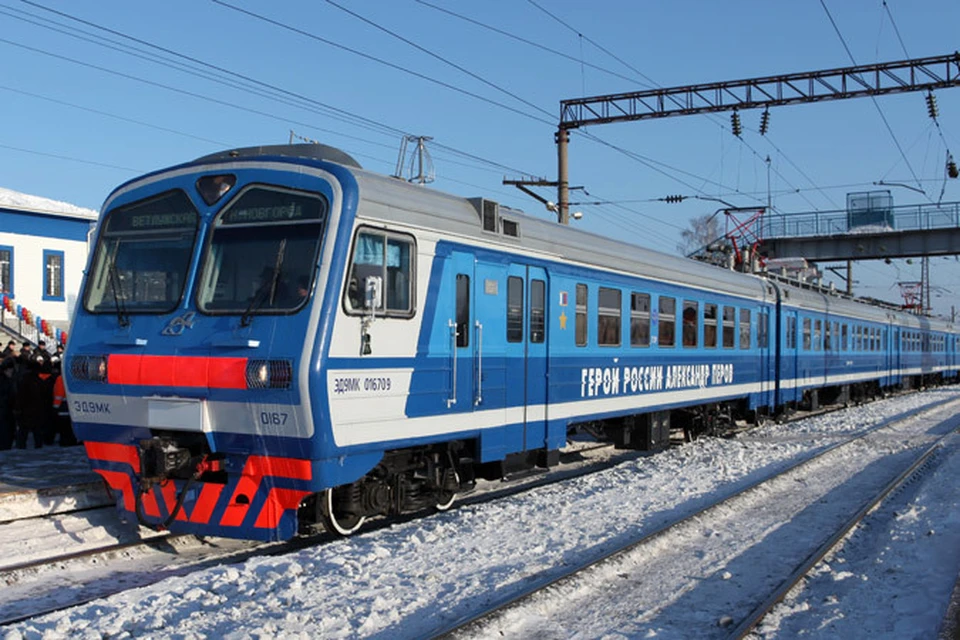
left=0, top=389, right=950, bottom=629
left=432, top=396, right=960, bottom=639
left=0, top=439, right=637, bottom=626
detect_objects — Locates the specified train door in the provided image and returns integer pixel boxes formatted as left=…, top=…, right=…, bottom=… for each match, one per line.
left=447, top=251, right=477, bottom=414
left=893, top=327, right=901, bottom=386
left=758, top=307, right=773, bottom=405
left=502, top=264, right=549, bottom=452
left=784, top=309, right=800, bottom=404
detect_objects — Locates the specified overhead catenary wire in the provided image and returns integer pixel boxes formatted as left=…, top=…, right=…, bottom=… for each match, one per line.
left=14, top=0, right=539, bottom=180
left=819, top=0, right=927, bottom=198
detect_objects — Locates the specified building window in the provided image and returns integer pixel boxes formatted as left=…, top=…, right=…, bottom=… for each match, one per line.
left=0, top=246, right=12, bottom=297
left=507, top=276, right=523, bottom=343
left=630, top=292, right=650, bottom=347
left=598, top=287, right=621, bottom=346
left=682, top=300, right=698, bottom=348
left=575, top=283, right=587, bottom=347
left=43, top=250, right=65, bottom=301
left=658, top=296, right=676, bottom=348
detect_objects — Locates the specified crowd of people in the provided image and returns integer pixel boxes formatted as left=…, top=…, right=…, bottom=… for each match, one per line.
left=0, top=338, right=76, bottom=450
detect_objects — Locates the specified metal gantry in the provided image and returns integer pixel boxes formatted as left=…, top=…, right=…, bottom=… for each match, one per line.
left=553, top=53, right=960, bottom=224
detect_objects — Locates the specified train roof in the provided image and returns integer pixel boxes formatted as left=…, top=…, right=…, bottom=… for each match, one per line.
left=348, top=161, right=773, bottom=304
left=183, top=144, right=955, bottom=332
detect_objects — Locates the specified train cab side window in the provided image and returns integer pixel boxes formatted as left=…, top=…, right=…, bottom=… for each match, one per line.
left=659, top=296, right=676, bottom=348
left=813, top=320, right=822, bottom=351
left=722, top=306, right=735, bottom=349
left=346, top=230, right=415, bottom=316
left=802, top=318, right=812, bottom=350
left=455, top=274, right=469, bottom=348
left=682, top=300, right=698, bottom=348
left=507, top=276, right=523, bottom=343
left=576, top=284, right=588, bottom=347
left=530, top=279, right=545, bottom=344
left=739, top=309, right=750, bottom=349
left=842, top=324, right=848, bottom=351
left=630, top=292, right=650, bottom=347
left=598, top=287, right=621, bottom=346
left=786, top=316, right=796, bottom=350
left=704, top=303, right=718, bottom=348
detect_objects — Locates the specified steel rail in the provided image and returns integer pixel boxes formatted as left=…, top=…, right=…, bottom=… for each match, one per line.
left=727, top=423, right=960, bottom=639
left=429, top=396, right=960, bottom=639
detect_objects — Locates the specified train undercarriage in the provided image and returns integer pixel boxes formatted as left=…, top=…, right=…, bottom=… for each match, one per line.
left=298, top=445, right=470, bottom=536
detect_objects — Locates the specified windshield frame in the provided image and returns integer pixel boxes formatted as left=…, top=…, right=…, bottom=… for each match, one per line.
left=82, top=189, right=200, bottom=317
left=194, top=183, right=329, bottom=318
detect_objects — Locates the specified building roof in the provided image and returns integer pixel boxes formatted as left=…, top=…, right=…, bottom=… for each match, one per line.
left=0, top=187, right=98, bottom=221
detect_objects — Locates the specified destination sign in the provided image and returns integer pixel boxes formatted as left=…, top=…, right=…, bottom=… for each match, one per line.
left=221, top=189, right=327, bottom=225
left=105, top=190, right=199, bottom=233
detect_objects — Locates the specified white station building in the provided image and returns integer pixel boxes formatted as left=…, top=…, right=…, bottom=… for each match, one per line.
left=0, top=186, right=98, bottom=345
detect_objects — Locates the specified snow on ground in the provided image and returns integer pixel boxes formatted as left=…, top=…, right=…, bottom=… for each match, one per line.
left=3, top=389, right=960, bottom=639
left=756, top=422, right=960, bottom=638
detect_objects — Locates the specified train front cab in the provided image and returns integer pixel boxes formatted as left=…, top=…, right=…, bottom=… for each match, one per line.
left=66, top=154, right=365, bottom=541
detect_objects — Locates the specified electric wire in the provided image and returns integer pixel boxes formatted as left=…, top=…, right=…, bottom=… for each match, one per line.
left=15, top=0, right=538, bottom=179
left=0, top=83, right=231, bottom=147
left=209, top=0, right=555, bottom=127
left=0, top=142, right=141, bottom=173
left=414, top=0, right=643, bottom=86
left=325, top=0, right=555, bottom=121
left=819, top=0, right=927, bottom=197
left=525, top=0, right=658, bottom=89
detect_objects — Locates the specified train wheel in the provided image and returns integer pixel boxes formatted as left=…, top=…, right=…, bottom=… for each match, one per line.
left=321, top=488, right=366, bottom=536
left=435, top=469, right=459, bottom=512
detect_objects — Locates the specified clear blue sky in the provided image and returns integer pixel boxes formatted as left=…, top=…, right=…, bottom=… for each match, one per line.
left=1, top=1, right=959, bottom=314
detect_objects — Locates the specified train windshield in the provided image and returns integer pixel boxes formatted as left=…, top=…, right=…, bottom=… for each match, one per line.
left=83, top=190, right=199, bottom=316
left=196, top=186, right=327, bottom=316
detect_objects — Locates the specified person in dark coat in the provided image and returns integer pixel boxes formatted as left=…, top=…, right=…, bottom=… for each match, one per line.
left=34, top=340, right=51, bottom=369
left=0, top=357, right=16, bottom=450
left=14, top=358, right=55, bottom=449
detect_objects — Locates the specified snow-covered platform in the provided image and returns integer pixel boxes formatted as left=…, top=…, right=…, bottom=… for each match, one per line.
left=0, top=447, right=110, bottom=522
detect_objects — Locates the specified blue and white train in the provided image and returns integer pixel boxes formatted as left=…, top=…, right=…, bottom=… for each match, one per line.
left=65, top=144, right=960, bottom=540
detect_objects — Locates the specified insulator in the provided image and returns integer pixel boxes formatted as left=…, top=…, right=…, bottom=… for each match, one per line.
left=926, top=92, right=939, bottom=120
left=759, top=110, right=770, bottom=135
left=949, top=157, right=959, bottom=179
left=731, top=111, right=742, bottom=137
left=664, top=194, right=684, bottom=203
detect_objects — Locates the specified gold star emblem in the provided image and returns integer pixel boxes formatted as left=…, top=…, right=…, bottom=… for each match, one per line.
left=559, top=312, right=567, bottom=330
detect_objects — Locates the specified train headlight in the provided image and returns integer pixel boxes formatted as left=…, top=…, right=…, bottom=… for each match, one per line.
left=245, top=360, right=293, bottom=389
left=70, top=355, right=109, bottom=383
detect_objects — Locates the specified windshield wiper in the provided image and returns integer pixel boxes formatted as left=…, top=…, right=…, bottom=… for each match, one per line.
left=107, top=259, right=130, bottom=328
left=240, top=239, right=286, bottom=327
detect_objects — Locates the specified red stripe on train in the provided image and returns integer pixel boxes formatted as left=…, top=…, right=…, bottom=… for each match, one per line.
left=107, top=354, right=248, bottom=389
